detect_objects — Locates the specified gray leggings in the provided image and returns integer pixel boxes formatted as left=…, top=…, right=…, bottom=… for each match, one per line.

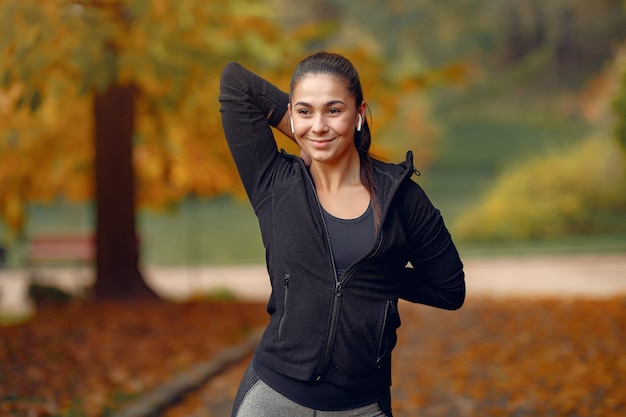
left=232, top=362, right=392, bottom=417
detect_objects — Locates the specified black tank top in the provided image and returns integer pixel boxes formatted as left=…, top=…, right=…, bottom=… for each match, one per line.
left=322, top=202, right=375, bottom=278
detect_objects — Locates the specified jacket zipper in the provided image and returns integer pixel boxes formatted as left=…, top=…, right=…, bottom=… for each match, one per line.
left=297, top=160, right=342, bottom=381
left=278, top=273, right=289, bottom=341
left=376, top=300, right=393, bottom=368
left=310, top=186, right=342, bottom=380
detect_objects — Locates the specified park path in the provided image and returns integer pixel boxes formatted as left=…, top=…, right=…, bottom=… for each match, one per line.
left=147, top=253, right=626, bottom=300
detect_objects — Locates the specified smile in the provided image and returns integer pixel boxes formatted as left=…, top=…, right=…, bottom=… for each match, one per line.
left=308, top=138, right=335, bottom=148
left=308, top=137, right=335, bottom=143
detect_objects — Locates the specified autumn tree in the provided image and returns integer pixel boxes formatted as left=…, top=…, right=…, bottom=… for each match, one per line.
left=0, top=0, right=320, bottom=299
left=0, top=0, right=425, bottom=299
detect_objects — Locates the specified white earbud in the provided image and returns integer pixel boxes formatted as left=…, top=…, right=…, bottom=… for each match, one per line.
left=290, top=117, right=295, bottom=134
left=357, top=114, right=363, bottom=132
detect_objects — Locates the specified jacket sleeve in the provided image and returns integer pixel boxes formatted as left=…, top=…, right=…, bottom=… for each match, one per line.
left=219, top=62, right=290, bottom=206
left=397, top=180, right=466, bottom=310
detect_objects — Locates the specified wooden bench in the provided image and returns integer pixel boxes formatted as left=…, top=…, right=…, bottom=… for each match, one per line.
left=27, top=234, right=95, bottom=265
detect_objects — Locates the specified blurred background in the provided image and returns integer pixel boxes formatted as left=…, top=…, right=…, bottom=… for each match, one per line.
left=1, top=0, right=625, bottom=272
left=2, top=2, right=626, bottom=416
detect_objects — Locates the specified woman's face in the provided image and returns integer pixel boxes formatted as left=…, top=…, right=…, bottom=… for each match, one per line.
left=289, top=73, right=365, bottom=165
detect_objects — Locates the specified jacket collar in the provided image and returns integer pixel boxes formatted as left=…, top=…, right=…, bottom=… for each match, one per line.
left=372, top=150, right=418, bottom=214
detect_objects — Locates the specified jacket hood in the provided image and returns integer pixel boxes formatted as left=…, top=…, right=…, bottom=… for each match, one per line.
left=372, top=150, right=418, bottom=211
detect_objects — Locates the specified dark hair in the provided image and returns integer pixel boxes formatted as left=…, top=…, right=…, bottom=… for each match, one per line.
left=290, top=52, right=382, bottom=233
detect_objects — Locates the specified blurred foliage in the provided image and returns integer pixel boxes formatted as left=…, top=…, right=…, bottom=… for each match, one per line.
left=456, top=38, right=626, bottom=242
left=613, top=62, right=626, bottom=152
left=0, top=0, right=443, bottom=237
left=0, top=0, right=283, bottom=232
left=314, top=0, right=626, bottom=85
left=612, top=52, right=626, bottom=152
left=620, top=0, right=626, bottom=150
left=455, top=137, right=626, bottom=241
left=2, top=0, right=626, bottom=245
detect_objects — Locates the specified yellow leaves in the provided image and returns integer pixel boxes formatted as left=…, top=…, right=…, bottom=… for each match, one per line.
left=291, top=20, right=338, bottom=44
left=131, top=80, right=244, bottom=210
left=1, top=0, right=437, bottom=234
left=151, top=0, right=169, bottom=19
left=441, top=61, right=472, bottom=86
left=455, top=137, right=626, bottom=241
left=0, top=83, right=24, bottom=119
left=0, top=78, right=93, bottom=231
left=398, top=61, right=473, bottom=93
left=2, top=194, right=24, bottom=233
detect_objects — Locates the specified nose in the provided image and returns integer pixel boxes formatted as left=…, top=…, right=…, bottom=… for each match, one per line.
left=311, top=114, right=328, bottom=134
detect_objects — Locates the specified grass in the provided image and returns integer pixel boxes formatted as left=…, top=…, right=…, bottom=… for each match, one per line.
left=137, top=196, right=265, bottom=265
left=1, top=196, right=265, bottom=266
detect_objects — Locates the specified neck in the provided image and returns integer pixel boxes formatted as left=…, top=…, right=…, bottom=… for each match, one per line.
left=310, top=150, right=362, bottom=193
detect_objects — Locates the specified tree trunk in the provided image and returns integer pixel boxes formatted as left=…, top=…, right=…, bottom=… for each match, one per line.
left=93, top=83, right=158, bottom=300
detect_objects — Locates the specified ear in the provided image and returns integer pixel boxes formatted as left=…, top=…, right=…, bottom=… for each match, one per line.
left=358, top=101, right=367, bottom=116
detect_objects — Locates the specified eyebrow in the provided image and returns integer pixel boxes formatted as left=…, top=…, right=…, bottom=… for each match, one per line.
left=293, top=99, right=346, bottom=108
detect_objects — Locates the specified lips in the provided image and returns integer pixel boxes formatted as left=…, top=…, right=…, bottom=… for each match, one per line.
left=309, top=138, right=335, bottom=148
left=308, top=137, right=335, bottom=143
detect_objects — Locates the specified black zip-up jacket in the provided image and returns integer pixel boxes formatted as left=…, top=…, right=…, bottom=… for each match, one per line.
left=219, top=62, right=465, bottom=392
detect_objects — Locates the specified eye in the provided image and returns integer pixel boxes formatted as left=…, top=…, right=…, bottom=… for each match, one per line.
left=297, top=108, right=311, bottom=116
left=327, top=108, right=341, bottom=114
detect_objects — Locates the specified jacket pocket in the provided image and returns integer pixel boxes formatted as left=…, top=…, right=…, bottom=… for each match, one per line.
left=376, top=300, right=400, bottom=368
left=278, top=273, right=289, bottom=341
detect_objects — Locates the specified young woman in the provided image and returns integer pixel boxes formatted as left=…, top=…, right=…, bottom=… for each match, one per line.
left=219, top=52, right=465, bottom=417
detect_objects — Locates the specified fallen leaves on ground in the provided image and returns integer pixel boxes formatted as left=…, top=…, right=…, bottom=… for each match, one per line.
left=2, top=296, right=626, bottom=417
left=391, top=296, right=626, bottom=417
left=165, top=296, right=626, bottom=417
left=0, top=299, right=267, bottom=417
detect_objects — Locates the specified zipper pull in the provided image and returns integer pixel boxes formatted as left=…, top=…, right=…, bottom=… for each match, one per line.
left=335, top=281, right=342, bottom=297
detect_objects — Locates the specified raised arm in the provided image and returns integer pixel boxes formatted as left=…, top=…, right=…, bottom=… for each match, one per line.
left=219, top=62, right=291, bottom=203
